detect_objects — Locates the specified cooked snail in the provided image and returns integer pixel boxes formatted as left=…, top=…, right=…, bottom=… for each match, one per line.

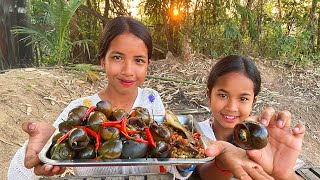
left=233, top=121, right=268, bottom=150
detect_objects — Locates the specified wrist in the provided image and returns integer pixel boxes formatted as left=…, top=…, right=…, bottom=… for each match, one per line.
left=214, top=160, right=232, bottom=175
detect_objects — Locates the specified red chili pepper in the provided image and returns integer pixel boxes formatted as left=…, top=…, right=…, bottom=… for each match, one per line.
left=57, top=128, right=76, bottom=143
left=144, top=126, right=156, bottom=148
left=111, top=124, right=139, bottom=135
left=193, top=132, right=201, bottom=139
left=121, top=117, right=132, bottom=140
left=120, top=130, right=132, bottom=139
left=133, top=137, right=150, bottom=146
left=75, top=126, right=100, bottom=151
left=127, top=129, right=140, bottom=134
left=101, top=120, right=122, bottom=127
left=96, top=130, right=101, bottom=150
left=82, top=106, right=96, bottom=121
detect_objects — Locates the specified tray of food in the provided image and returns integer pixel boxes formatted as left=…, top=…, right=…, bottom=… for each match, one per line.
left=39, top=100, right=214, bottom=166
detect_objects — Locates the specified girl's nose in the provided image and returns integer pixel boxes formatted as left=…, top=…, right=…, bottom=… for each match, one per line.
left=226, top=99, right=238, bottom=112
left=121, top=59, right=134, bottom=76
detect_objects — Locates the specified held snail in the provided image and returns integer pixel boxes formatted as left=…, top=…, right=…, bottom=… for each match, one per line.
left=232, top=121, right=268, bottom=150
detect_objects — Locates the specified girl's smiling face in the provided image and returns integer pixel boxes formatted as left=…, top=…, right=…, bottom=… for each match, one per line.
left=208, top=72, right=255, bottom=130
left=101, top=32, right=149, bottom=95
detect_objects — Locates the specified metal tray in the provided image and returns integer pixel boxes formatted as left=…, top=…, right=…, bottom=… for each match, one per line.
left=39, top=115, right=214, bottom=166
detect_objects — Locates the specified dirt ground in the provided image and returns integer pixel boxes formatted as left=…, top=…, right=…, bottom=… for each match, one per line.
left=0, top=55, right=319, bottom=179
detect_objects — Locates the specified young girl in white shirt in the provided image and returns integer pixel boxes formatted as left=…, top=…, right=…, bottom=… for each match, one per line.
left=197, top=55, right=305, bottom=180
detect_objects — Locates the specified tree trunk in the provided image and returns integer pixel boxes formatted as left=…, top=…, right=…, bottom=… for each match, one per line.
left=256, top=0, right=264, bottom=40
left=277, top=0, right=282, bottom=19
left=309, top=0, right=317, bottom=53
left=103, top=0, right=110, bottom=26
left=317, top=11, right=320, bottom=47
left=240, top=0, right=253, bottom=36
left=286, top=1, right=297, bottom=35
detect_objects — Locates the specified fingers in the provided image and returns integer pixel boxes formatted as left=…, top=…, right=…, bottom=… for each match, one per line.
left=292, top=123, right=305, bottom=138
left=274, top=110, right=292, bottom=129
left=232, top=165, right=253, bottom=180
left=243, top=165, right=275, bottom=180
left=259, top=107, right=276, bottom=126
left=34, top=164, right=66, bottom=176
left=232, top=164, right=273, bottom=180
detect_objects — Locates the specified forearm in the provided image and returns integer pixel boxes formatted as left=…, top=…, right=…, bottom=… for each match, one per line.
left=197, top=160, right=232, bottom=180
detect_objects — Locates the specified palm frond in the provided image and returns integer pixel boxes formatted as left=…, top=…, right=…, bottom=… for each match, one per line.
left=11, top=26, right=54, bottom=47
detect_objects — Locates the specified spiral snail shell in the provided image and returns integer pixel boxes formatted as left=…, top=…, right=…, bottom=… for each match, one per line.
left=233, top=121, right=268, bottom=150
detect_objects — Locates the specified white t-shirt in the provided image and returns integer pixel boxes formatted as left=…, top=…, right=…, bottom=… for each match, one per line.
left=8, top=87, right=192, bottom=180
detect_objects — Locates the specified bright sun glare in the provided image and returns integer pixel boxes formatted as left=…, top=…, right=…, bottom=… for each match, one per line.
left=129, top=1, right=140, bottom=17
left=173, top=8, right=179, bottom=16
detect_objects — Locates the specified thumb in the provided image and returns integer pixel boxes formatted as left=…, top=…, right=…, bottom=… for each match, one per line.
left=246, top=149, right=262, bottom=163
left=23, top=122, right=55, bottom=169
left=205, top=141, right=228, bottom=157
left=22, top=122, right=39, bottom=136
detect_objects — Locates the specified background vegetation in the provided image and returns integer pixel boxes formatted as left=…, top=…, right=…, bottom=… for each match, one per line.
left=1, top=0, right=320, bottom=69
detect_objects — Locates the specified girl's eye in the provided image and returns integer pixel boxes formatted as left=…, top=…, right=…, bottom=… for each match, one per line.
left=135, top=58, right=146, bottom=64
left=113, top=56, right=122, bottom=60
left=240, top=97, right=249, bottom=102
left=218, top=94, right=227, bottom=99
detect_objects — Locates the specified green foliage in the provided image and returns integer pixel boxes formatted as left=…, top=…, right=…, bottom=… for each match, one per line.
left=11, top=0, right=86, bottom=65
left=11, top=0, right=320, bottom=66
left=182, top=0, right=319, bottom=64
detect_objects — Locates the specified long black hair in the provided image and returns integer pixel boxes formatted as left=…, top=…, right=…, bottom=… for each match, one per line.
left=97, top=16, right=152, bottom=60
left=207, top=55, right=261, bottom=97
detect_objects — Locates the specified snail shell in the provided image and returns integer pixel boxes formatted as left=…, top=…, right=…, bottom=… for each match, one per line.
left=121, top=140, right=147, bottom=159
left=68, top=128, right=90, bottom=151
left=96, top=100, right=113, bottom=118
left=233, top=121, right=268, bottom=150
left=151, top=141, right=172, bottom=158
left=129, top=107, right=151, bottom=125
left=51, top=142, right=76, bottom=160
left=98, top=139, right=123, bottom=159
left=87, top=111, right=107, bottom=132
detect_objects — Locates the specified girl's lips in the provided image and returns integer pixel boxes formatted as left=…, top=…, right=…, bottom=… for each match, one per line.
left=221, top=113, right=239, bottom=123
left=120, top=80, right=134, bottom=86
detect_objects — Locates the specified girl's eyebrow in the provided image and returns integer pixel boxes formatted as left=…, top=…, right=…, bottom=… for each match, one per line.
left=110, top=51, right=147, bottom=58
left=110, top=51, right=124, bottom=55
left=218, top=89, right=252, bottom=96
left=217, top=89, right=229, bottom=94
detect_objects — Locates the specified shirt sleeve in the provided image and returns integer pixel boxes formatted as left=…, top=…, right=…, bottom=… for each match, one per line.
left=8, top=141, right=41, bottom=180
